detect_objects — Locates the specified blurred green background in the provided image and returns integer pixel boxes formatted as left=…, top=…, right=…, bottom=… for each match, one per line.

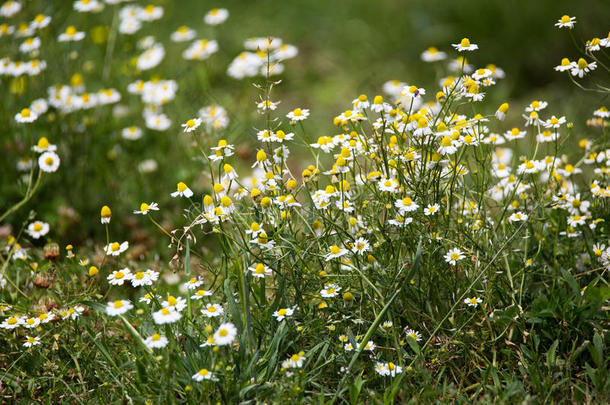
left=1, top=0, right=608, bottom=246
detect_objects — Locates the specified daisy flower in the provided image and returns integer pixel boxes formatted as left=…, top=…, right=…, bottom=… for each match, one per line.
left=464, top=297, right=482, bottom=307
left=508, top=212, right=528, bottom=223
left=282, top=352, right=306, bottom=369
left=106, top=300, right=133, bottom=316
left=248, top=263, right=272, bottom=278
left=104, top=241, right=129, bottom=256
left=405, top=328, right=422, bottom=342
left=100, top=205, right=112, bottom=224
left=192, top=368, right=216, bottom=381
left=15, top=107, right=37, bottom=123
left=555, top=15, right=576, bottom=29
left=272, top=307, right=294, bottom=322
left=122, top=126, right=142, bottom=140
left=162, top=296, right=187, bottom=312
left=58, top=26, right=85, bottom=42
left=201, top=303, right=224, bottom=318
left=286, top=108, right=310, bottom=122
left=27, top=221, right=49, bottom=239
left=130, top=269, right=159, bottom=287
left=171, top=182, right=193, bottom=198
left=21, top=317, right=41, bottom=329
left=351, top=237, right=370, bottom=255
left=204, top=8, right=229, bottom=25
left=395, top=196, right=419, bottom=213
left=213, top=322, right=237, bottom=346
left=32, top=137, right=56, bottom=153
left=593, top=107, right=610, bottom=118
left=444, top=248, right=465, bottom=265
left=571, top=58, right=597, bottom=78
left=320, top=284, right=341, bottom=298
left=554, top=58, right=576, bottom=72
left=133, top=202, right=159, bottom=215
left=567, top=215, right=586, bottom=227
left=107, top=268, right=132, bottom=286
left=191, top=289, right=212, bottom=300
left=152, top=307, right=182, bottom=325
left=182, top=118, right=202, bottom=133
left=144, top=333, right=168, bottom=349
left=1, top=316, right=20, bottom=330
left=325, top=245, right=348, bottom=261
left=424, top=203, right=440, bottom=216
left=421, top=46, right=446, bottom=62
left=23, top=336, right=40, bottom=348
left=438, top=136, right=458, bottom=155
left=170, top=26, right=196, bottom=42
left=452, top=38, right=478, bottom=52
left=38, top=152, right=60, bottom=172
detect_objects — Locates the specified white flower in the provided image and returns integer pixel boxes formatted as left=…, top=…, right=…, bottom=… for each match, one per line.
left=325, top=245, right=348, bottom=261
left=104, top=241, right=129, bottom=256
left=27, top=221, right=50, bottom=239
left=405, top=328, right=422, bottom=342
left=464, top=297, right=482, bottom=307
left=106, top=300, right=133, bottom=316
left=555, top=15, right=576, bottom=29
left=286, top=108, right=309, bottom=122
left=152, top=307, right=182, bottom=324
left=248, top=263, right=272, bottom=278
left=133, top=202, right=159, bottom=215
left=282, top=352, right=306, bottom=369
left=38, top=152, right=60, bottom=172
left=272, top=307, right=294, bottom=322
left=508, top=212, right=528, bottom=223
left=421, top=47, right=447, bottom=62
left=107, top=268, right=132, bottom=286
left=320, top=284, right=341, bottom=298
left=192, top=368, right=216, bottom=381
left=21, top=317, right=41, bottom=329
left=23, top=336, right=41, bottom=347
left=395, top=196, right=419, bottom=213
left=130, top=269, right=159, bottom=287
left=444, top=248, right=465, bottom=265
left=144, top=333, right=168, bottom=349
left=171, top=182, right=194, bottom=198
left=201, top=304, right=224, bottom=318
left=182, top=118, right=202, bottom=133
left=1, top=316, right=20, bottom=329
left=213, top=322, right=237, bottom=346
left=122, top=126, right=143, bottom=140
left=191, top=289, right=212, bottom=300
left=424, top=203, right=440, bottom=216
left=452, top=38, right=478, bottom=52
left=204, top=8, right=229, bottom=25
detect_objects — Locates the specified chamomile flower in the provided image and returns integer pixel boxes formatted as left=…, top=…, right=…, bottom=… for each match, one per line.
left=130, top=269, right=159, bottom=287
left=58, top=26, right=85, bottom=42
left=144, top=333, right=168, bottom=349
left=248, top=263, right=272, bottom=278
left=320, top=284, right=341, bottom=298
left=571, top=58, right=597, bottom=78
left=27, top=221, right=49, bottom=239
left=452, top=38, right=478, bottom=52
left=213, top=322, right=237, bottom=346
left=375, top=362, right=402, bottom=377
left=421, top=46, right=447, bottom=62
left=201, top=303, right=224, bottom=318
left=508, top=212, right=528, bottom=223
left=555, top=15, right=576, bottom=29
left=152, top=307, right=182, bottom=324
left=1, top=316, right=20, bottom=330
left=192, top=368, right=216, bottom=381
left=38, top=152, right=60, bottom=173
left=464, top=297, right=483, bottom=307
left=21, top=317, right=41, bottom=329
left=100, top=206, right=112, bottom=224
left=424, top=204, right=440, bottom=216
left=567, top=215, right=586, bottom=227
left=171, top=182, right=193, bottom=198
left=15, top=107, right=37, bottom=123
left=204, top=8, right=229, bottom=25
left=593, top=107, right=610, bottom=118
left=286, top=108, right=309, bottom=122
left=554, top=58, right=576, bottom=72
left=23, top=336, right=40, bottom=347
left=106, top=300, right=133, bottom=316
left=170, top=26, right=196, bottom=42
left=104, top=241, right=129, bottom=256
left=282, top=352, right=306, bottom=369
left=444, top=248, right=465, bottom=265
left=351, top=237, right=371, bottom=255
left=107, top=268, right=132, bottom=286
left=325, top=245, right=348, bottom=261
left=133, top=202, right=159, bottom=215
left=182, top=118, right=202, bottom=133
left=405, top=328, right=422, bottom=342
left=183, top=277, right=202, bottom=289
left=122, top=126, right=143, bottom=140
left=273, top=307, right=295, bottom=322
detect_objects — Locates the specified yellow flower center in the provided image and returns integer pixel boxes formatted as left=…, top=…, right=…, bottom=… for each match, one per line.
left=441, top=136, right=452, bottom=147
left=161, top=308, right=170, bottom=315
left=577, top=58, right=588, bottom=69
left=198, top=369, right=209, bottom=376
left=330, top=245, right=341, bottom=255
left=278, top=308, right=287, bottom=316
left=219, top=329, right=228, bottom=337
left=113, top=300, right=123, bottom=309
left=459, top=38, right=470, bottom=47
left=111, top=242, right=120, bottom=251
left=290, top=354, right=300, bottom=362
left=33, top=223, right=43, bottom=232
left=114, top=271, right=124, bottom=279
left=560, top=15, right=571, bottom=24
left=140, top=203, right=149, bottom=212
left=152, top=333, right=161, bottom=341
left=21, top=108, right=31, bottom=117
left=451, top=253, right=460, bottom=261
left=135, top=272, right=144, bottom=280
left=208, top=306, right=216, bottom=313
left=66, top=26, right=77, bottom=36
left=167, top=296, right=177, bottom=306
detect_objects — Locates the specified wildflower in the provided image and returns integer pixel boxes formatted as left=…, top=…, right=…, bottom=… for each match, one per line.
left=213, top=322, right=237, bottom=346
left=444, top=248, right=465, bottom=265
left=395, top=196, right=419, bottom=213
left=130, top=269, right=159, bottom=287
left=405, top=328, right=422, bottom=342
left=133, top=202, right=159, bottom=215
left=139, top=293, right=156, bottom=304
left=171, top=182, right=193, bottom=198
left=201, top=304, right=224, bottom=318
left=555, top=15, right=576, bottom=29
left=144, top=333, right=168, bottom=349
left=282, top=352, right=306, bottom=369
left=122, top=126, right=142, bottom=140
left=23, top=336, right=41, bottom=348
left=378, top=178, right=400, bottom=193
left=496, top=103, right=509, bottom=120
left=593, top=107, right=610, bottom=118
left=38, top=152, right=60, bottom=173
left=554, top=58, right=576, bottom=72
left=421, top=46, right=447, bottom=62
left=184, top=277, right=202, bottom=289
left=375, top=362, right=403, bottom=377
left=21, top=317, right=41, bottom=329
left=191, top=289, right=212, bottom=300
left=571, top=58, right=597, bottom=78
left=74, top=0, right=103, bottom=12
left=286, top=108, right=310, bottom=122
left=424, top=204, right=440, bottom=216
left=452, top=38, right=478, bottom=52
left=15, top=107, right=37, bottom=123
left=464, top=297, right=483, bottom=307
left=182, top=118, right=202, bottom=133
left=58, top=306, right=84, bottom=320
left=58, top=26, right=85, bottom=42
left=27, top=221, right=50, bottom=239
left=152, top=307, right=182, bottom=324
left=107, top=268, right=132, bottom=286
left=508, top=212, right=528, bottom=223
left=320, top=284, right=341, bottom=298
left=204, top=8, right=229, bottom=25
left=104, top=241, right=129, bottom=256
left=1, top=316, right=20, bottom=330
left=100, top=205, right=112, bottom=224
left=192, top=368, right=216, bottom=381
left=171, top=26, right=195, bottom=42
left=162, top=296, right=187, bottom=312
left=272, top=307, right=294, bottom=322
left=325, top=245, right=348, bottom=261
left=106, top=300, right=133, bottom=316
left=352, top=237, right=371, bottom=255
left=248, top=263, right=272, bottom=278
left=567, top=215, right=586, bottom=227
